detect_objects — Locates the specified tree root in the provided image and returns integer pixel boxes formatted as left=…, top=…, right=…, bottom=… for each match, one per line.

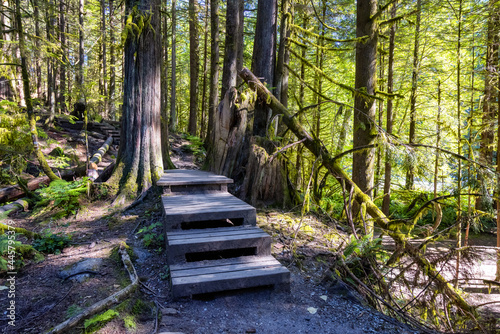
left=0, top=222, right=39, bottom=239
left=45, top=245, right=138, bottom=334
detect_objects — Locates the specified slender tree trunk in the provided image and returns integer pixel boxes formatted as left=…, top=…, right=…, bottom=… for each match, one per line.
left=352, top=0, right=378, bottom=198
left=374, top=46, right=385, bottom=199
left=109, top=0, right=116, bottom=118
left=59, top=0, right=67, bottom=113
left=188, top=0, right=199, bottom=136
left=108, top=0, right=163, bottom=204
left=275, top=0, right=291, bottom=107
left=236, top=0, right=244, bottom=87
left=406, top=0, right=421, bottom=190
left=206, top=0, right=219, bottom=143
left=15, top=0, right=59, bottom=181
left=101, top=0, right=108, bottom=117
left=169, top=0, right=177, bottom=132
left=46, top=1, right=56, bottom=116
left=78, top=0, right=85, bottom=99
left=221, top=0, right=240, bottom=98
left=34, top=0, right=42, bottom=99
left=200, top=0, right=209, bottom=139
left=455, top=0, right=463, bottom=289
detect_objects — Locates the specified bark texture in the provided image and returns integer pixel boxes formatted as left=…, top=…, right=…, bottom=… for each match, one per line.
left=221, top=0, right=240, bottom=98
left=188, top=0, right=199, bottom=136
left=108, top=0, right=163, bottom=204
left=352, top=0, right=377, bottom=198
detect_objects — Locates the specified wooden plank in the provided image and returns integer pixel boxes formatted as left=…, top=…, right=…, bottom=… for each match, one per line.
left=171, top=256, right=282, bottom=278
left=171, top=266, right=290, bottom=298
left=162, top=193, right=254, bottom=214
left=168, top=228, right=267, bottom=242
left=167, top=226, right=262, bottom=238
left=168, top=231, right=269, bottom=246
left=169, top=255, right=275, bottom=271
left=158, top=169, right=233, bottom=186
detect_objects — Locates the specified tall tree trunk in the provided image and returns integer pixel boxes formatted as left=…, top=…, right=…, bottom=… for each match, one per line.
left=251, top=0, right=277, bottom=137
left=236, top=0, right=244, bottom=87
left=169, top=0, right=177, bottom=132
left=188, top=0, right=199, bottom=136
left=108, top=0, right=163, bottom=204
left=78, top=0, right=85, bottom=99
left=109, top=0, right=116, bottom=118
left=406, top=0, right=421, bottom=190
left=352, top=0, right=378, bottom=198
left=275, top=0, right=291, bottom=107
left=15, top=0, right=59, bottom=181
left=101, top=0, right=108, bottom=117
left=206, top=0, right=219, bottom=143
left=59, top=0, right=67, bottom=113
left=382, top=2, right=396, bottom=215
left=221, top=0, right=240, bottom=98
left=200, top=0, right=210, bottom=139
left=46, top=1, right=56, bottom=116
left=34, top=0, right=42, bottom=99
left=161, top=4, right=175, bottom=170
left=455, top=0, right=463, bottom=288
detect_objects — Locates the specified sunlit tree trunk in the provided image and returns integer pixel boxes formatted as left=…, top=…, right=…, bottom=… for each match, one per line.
left=33, top=0, right=42, bottom=99
left=275, top=0, right=291, bottom=107
left=109, top=0, right=116, bottom=118
left=108, top=0, right=164, bottom=204
left=101, top=0, right=108, bottom=117
left=188, top=0, right=199, bottom=136
left=169, top=0, right=177, bottom=132
left=59, top=0, right=67, bottom=113
left=406, top=0, right=421, bottom=190
left=200, top=0, right=209, bottom=139
left=77, top=0, right=85, bottom=99
left=352, top=0, right=377, bottom=199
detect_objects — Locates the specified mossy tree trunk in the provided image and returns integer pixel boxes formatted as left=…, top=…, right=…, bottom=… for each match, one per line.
left=107, top=0, right=164, bottom=204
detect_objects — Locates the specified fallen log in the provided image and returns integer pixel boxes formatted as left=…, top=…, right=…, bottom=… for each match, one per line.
left=0, top=198, right=29, bottom=216
left=239, top=67, right=474, bottom=314
left=45, top=245, right=138, bottom=334
left=87, top=136, right=113, bottom=181
left=0, top=167, right=86, bottom=204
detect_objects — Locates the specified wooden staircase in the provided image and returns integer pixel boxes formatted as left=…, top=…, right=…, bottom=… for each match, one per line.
left=159, top=169, right=290, bottom=298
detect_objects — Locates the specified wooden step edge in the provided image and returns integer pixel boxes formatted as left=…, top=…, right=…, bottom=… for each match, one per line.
left=169, top=255, right=279, bottom=271
left=171, top=259, right=283, bottom=278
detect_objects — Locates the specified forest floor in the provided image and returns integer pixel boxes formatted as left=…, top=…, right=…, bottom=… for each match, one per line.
left=0, top=123, right=498, bottom=334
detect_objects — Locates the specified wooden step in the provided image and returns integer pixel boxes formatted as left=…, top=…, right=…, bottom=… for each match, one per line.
left=158, top=169, right=233, bottom=194
left=162, top=192, right=256, bottom=230
left=169, top=255, right=290, bottom=298
left=166, top=226, right=270, bottom=264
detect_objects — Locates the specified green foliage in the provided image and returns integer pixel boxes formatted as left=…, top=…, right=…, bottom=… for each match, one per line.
left=34, top=178, right=89, bottom=218
left=84, top=309, right=119, bottom=332
left=0, top=234, right=39, bottom=272
left=159, top=265, right=170, bottom=280
left=136, top=222, right=163, bottom=249
left=343, top=234, right=385, bottom=263
left=181, top=133, right=206, bottom=162
left=123, top=315, right=137, bottom=331
left=65, top=304, right=83, bottom=319
left=32, top=230, right=72, bottom=254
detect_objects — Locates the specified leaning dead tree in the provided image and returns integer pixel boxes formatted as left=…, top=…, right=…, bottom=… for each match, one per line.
left=239, top=67, right=473, bottom=314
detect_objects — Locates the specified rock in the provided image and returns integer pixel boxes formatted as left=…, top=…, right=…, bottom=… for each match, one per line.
left=58, top=258, right=104, bottom=283
left=246, top=328, right=257, bottom=333
left=161, top=308, right=179, bottom=316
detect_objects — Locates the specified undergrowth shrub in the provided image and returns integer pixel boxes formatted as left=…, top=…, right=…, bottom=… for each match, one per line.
left=34, top=178, right=89, bottom=218
left=32, top=230, right=72, bottom=254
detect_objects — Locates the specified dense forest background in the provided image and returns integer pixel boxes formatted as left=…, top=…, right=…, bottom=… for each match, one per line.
left=1, top=0, right=500, bottom=332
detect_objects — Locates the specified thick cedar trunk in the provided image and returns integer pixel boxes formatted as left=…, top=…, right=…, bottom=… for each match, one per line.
left=169, top=0, right=177, bottom=132
left=382, top=2, right=397, bottom=215
left=108, top=0, right=163, bottom=203
left=239, top=67, right=473, bottom=314
left=406, top=0, right=421, bottom=190
left=235, top=0, right=244, bottom=87
left=251, top=0, right=277, bottom=137
left=221, top=0, right=240, bottom=98
left=352, top=0, right=377, bottom=198
left=188, top=0, right=199, bottom=136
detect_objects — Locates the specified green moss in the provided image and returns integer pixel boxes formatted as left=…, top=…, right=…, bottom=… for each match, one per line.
left=123, top=315, right=137, bottom=331
left=84, top=309, right=119, bottom=333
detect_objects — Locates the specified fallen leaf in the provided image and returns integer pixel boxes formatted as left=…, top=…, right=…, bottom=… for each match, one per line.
left=320, top=295, right=328, bottom=301
left=307, top=307, right=317, bottom=314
